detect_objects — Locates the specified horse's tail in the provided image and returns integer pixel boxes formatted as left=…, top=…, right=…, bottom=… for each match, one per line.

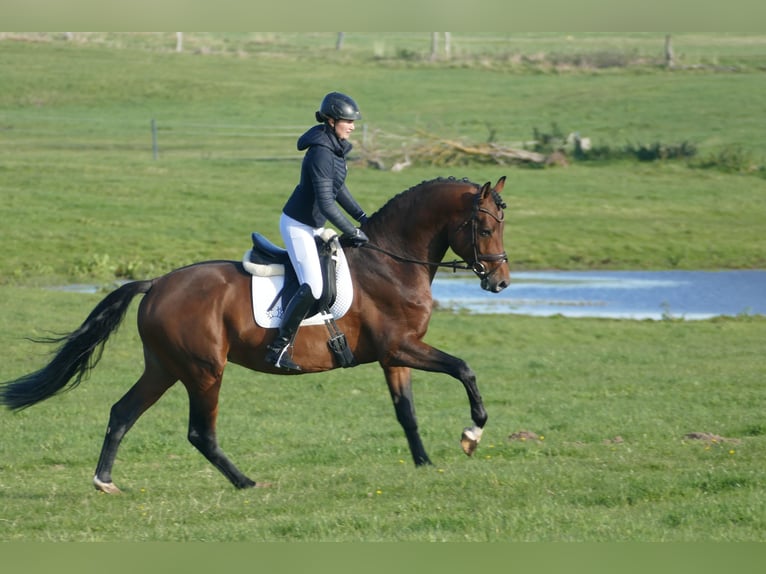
left=0, top=280, right=154, bottom=411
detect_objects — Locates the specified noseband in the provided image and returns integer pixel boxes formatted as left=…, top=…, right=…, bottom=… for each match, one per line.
left=360, top=189, right=507, bottom=281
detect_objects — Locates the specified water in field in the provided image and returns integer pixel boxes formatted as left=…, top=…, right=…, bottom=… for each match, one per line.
left=431, top=270, right=766, bottom=320
left=52, top=270, right=766, bottom=321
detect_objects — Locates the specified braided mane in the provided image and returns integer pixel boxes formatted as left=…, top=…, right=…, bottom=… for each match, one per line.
left=370, top=177, right=480, bottom=225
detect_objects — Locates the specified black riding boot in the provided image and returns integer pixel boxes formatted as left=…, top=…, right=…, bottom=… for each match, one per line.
left=266, top=283, right=317, bottom=372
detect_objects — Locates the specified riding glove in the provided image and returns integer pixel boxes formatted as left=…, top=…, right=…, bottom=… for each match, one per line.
left=343, top=228, right=369, bottom=247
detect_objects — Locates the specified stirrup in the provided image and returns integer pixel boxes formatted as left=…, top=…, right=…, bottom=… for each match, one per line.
left=268, top=344, right=301, bottom=372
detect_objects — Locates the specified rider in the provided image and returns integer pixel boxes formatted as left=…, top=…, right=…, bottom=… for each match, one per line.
left=265, top=91, right=370, bottom=372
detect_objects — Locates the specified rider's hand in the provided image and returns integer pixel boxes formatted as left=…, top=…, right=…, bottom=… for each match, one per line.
left=342, top=228, right=369, bottom=248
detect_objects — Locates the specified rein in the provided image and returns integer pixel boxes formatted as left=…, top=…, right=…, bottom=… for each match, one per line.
left=360, top=189, right=508, bottom=280
left=361, top=242, right=474, bottom=273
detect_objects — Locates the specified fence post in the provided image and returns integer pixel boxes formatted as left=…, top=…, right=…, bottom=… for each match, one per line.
left=151, top=119, right=158, bottom=160
left=664, top=34, right=675, bottom=68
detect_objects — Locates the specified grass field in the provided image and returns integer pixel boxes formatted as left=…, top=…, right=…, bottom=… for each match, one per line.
left=2, top=34, right=765, bottom=284
left=0, top=33, right=765, bottom=542
left=1, top=288, right=764, bottom=541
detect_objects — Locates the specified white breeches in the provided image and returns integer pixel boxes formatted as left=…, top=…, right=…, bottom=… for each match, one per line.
left=280, top=212, right=325, bottom=300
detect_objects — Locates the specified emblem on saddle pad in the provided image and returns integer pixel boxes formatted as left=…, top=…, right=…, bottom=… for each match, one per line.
left=242, top=229, right=353, bottom=330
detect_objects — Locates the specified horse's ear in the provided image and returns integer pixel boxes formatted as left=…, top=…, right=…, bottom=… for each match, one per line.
left=494, top=176, right=506, bottom=194
left=480, top=181, right=492, bottom=197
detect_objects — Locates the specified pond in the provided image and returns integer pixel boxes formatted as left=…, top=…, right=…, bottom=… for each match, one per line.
left=52, top=270, right=766, bottom=321
left=431, top=270, right=766, bottom=320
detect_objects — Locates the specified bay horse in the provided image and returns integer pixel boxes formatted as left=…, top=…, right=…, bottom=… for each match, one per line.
left=0, top=176, right=510, bottom=493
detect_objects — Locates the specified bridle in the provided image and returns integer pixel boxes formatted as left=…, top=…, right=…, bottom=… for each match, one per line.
left=361, top=189, right=508, bottom=282
left=456, top=189, right=508, bottom=280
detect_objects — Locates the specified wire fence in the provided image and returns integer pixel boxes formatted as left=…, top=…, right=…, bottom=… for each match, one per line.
left=0, top=32, right=552, bottom=59
left=3, top=32, right=762, bottom=67
left=0, top=113, right=310, bottom=161
left=0, top=112, right=415, bottom=164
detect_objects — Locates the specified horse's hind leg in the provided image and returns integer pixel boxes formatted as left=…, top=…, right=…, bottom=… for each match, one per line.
left=93, top=359, right=177, bottom=494
left=184, top=376, right=262, bottom=489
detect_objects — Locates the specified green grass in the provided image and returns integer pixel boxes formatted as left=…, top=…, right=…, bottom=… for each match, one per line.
left=0, top=288, right=764, bottom=541
left=1, top=35, right=765, bottom=285
left=4, top=158, right=763, bottom=284
left=0, top=34, right=765, bottom=542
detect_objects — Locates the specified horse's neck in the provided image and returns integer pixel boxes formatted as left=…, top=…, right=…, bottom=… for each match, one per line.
left=368, top=217, right=449, bottom=266
left=361, top=200, right=458, bottom=289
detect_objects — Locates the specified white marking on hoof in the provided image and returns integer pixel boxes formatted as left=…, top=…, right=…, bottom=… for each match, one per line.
left=93, top=476, right=122, bottom=494
left=460, top=426, right=483, bottom=456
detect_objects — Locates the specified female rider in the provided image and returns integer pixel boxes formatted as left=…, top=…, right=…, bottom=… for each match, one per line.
left=266, top=92, right=369, bottom=371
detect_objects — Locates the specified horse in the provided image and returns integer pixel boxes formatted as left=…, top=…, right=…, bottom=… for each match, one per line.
left=0, top=176, right=510, bottom=493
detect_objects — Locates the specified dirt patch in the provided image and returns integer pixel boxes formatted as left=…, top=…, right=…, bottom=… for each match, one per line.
left=508, top=430, right=540, bottom=442
left=684, top=432, right=741, bottom=444
left=603, top=435, right=624, bottom=445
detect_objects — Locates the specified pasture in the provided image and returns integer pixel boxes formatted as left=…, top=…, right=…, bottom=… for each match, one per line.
left=1, top=288, right=764, bottom=541
left=0, top=33, right=765, bottom=541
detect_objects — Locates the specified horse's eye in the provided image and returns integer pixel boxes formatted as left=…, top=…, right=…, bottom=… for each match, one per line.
left=479, top=229, right=492, bottom=237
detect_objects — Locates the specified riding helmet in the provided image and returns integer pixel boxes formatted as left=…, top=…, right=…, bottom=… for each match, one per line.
left=316, top=92, right=362, bottom=122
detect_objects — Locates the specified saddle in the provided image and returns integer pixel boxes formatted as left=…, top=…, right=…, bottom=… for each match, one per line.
left=242, top=229, right=355, bottom=367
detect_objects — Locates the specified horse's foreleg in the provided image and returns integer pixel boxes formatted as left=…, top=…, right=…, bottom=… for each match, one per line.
left=389, top=341, right=488, bottom=457
left=185, top=379, right=264, bottom=489
left=382, top=366, right=432, bottom=465
left=94, top=365, right=176, bottom=494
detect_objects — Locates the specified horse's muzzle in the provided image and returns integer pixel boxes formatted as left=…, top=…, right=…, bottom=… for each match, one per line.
left=481, top=276, right=510, bottom=293
left=473, top=248, right=510, bottom=293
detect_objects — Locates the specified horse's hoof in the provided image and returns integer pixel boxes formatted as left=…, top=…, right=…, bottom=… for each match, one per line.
left=93, top=476, right=122, bottom=494
left=254, top=481, right=273, bottom=488
left=460, top=426, right=483, bottom=456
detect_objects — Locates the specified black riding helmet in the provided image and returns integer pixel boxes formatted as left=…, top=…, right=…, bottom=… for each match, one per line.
left=315, top=92, right=362, bottom=123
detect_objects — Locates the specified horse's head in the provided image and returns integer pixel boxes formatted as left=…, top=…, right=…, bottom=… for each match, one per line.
left=450, top=176, right=510, bottom=293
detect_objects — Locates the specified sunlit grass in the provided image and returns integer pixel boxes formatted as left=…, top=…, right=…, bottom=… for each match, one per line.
left=0, top=287, right=764, bottom=541
left=0, top=34, right=764, bottom=542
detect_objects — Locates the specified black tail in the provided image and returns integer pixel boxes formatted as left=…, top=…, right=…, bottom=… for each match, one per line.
left=0, top=280, right=153, bottom=411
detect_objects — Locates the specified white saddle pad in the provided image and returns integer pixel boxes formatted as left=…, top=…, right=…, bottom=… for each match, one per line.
left=243, top=248, right=353, bottom=329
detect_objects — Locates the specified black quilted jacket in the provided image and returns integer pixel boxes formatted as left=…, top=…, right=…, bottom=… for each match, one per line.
left=282, top=123, right=365, bottom=236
